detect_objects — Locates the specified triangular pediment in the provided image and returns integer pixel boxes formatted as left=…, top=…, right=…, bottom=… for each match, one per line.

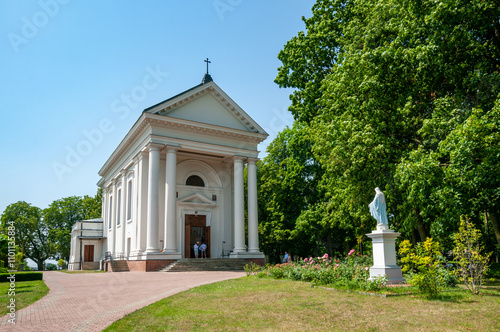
left=178, top=193, right=215, bottom=207
left=143, top=81, right=267, bottom=135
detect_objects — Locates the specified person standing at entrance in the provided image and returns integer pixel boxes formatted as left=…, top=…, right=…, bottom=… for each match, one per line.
left=200, top=242, right=207, bottom=258
left=194, top=242, right=199, bottom=258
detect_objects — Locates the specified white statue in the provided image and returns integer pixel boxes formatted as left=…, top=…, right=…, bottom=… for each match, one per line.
left=369, top=187, right=388, bottom=227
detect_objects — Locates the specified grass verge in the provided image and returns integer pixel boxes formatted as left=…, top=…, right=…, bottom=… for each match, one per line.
left=0, top=280, right=49, bottom=317
left=58, top=269, right=106, bottom=274
left=105, top=277, right=500, bottom=331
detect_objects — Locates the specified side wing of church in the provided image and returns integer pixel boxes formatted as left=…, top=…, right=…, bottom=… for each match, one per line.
left=68, top=73, right=268, bottom=271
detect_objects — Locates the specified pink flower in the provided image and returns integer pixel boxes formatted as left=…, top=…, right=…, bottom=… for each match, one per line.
left=304, top=258, right=308, bottom=262
left=348, top=249, right=355, bottom=256
left=323, top=253, right=329, bottom=259
left=335, top=264, right=339, bottom=267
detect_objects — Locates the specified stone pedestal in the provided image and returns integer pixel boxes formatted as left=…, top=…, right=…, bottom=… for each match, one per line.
left=366, top=226, right=404, bottom=284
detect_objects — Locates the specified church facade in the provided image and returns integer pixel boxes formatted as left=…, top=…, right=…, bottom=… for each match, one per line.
left=68, top=73, right=268, bottom=271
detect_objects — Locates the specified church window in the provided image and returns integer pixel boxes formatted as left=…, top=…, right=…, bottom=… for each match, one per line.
left=117, top=189, right=121, bottom=226
left=186, top=175, right=205, bottom=187
left=126, top=180, right=132, bottom=221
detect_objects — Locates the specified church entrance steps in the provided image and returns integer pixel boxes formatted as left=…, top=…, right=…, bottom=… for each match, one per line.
left=111, top=260, right=130, bottom=272
left=160, top=258, right=249, bottom=272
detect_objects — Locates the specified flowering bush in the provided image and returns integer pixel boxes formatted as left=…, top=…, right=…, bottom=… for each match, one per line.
left=256, top=251, right=385, bottom=292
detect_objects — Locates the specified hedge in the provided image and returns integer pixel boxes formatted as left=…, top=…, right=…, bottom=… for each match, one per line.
left=0, top=272, right=43, bottom=282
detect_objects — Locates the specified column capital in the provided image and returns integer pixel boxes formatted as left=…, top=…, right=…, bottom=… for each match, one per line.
left=233, top=155, right=246, bottom=163
left=164, top=144, right=181, bottom=152
left=147, top=142, right=164, bottom=151
left=247, top=157, right=259, bottom=164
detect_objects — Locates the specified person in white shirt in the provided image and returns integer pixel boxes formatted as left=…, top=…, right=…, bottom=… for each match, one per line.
left=200, top=242, right=207, bottom=258
left=193, top=242, right=199, bottom=258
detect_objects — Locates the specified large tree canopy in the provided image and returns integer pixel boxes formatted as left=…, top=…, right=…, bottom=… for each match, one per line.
left=1, top=201, right=55, bottom=271
left=259, top=0, right=500, bottom=258
left=43, top=189, right=102, bottom=262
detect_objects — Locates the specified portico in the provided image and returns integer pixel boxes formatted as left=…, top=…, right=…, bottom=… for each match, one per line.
left=69, top=71, right=268, bottom=271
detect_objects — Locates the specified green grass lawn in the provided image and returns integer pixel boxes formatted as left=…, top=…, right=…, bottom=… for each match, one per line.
left=105, top=277, right=500, bottom=331
left=58, top=269, right=106, bottom=274
left=0, top=280, right=49, bottom=317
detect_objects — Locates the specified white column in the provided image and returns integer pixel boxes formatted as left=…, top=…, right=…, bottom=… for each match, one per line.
left=247, top=158, right=259, bottom=252
left=111, top=181, right=117, bottom=256
left=233, top=157, right=246, bottom=253
left=146, top=144, right=161, bottom=253
left=164, top=146, right=178, bottom=252
left=135, top=149, right=148, bottom=253
left=120, top=172, right=127, bottom=256
left=102, top=188, right=108, bottom=256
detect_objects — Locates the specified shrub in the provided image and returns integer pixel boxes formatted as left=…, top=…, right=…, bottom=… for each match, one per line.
left=453, top=216, right=491, bottom=294
left=399, top=238, right=450, bottom=298
left=0, top=272, right=43, bottom=282
left=256, top=251, right=381, bottom=292
left=244, top=262, right=262, bottom=276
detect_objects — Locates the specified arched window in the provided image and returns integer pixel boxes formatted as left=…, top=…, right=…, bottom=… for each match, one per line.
left=186, top=175, right=205, bottom=187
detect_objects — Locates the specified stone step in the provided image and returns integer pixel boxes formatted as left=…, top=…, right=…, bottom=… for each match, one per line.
left=161, top=258, right=249, bottom=272
left=112, top=260, right=130, bottom=272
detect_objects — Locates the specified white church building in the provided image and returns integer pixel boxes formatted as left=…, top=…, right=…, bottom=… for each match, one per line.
left=69, top=71, right=268, bottom=271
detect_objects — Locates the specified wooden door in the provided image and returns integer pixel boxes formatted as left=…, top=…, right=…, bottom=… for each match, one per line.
left=184, top=225, right=191, bottom=258
left=204, top=226, right=211, bottom=258
left=84, top=245, right=94, bottom=262
left=184, top=215, right=209, bottom=258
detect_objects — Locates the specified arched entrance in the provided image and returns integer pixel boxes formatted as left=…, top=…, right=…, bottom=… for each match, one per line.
left=184, top=214, right=210, bottom=258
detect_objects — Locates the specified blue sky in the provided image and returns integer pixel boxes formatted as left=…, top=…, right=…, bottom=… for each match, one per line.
left=0, top=1, right=315, bottom=214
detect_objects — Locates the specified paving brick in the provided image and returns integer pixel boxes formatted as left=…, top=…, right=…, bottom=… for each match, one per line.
left=0, top=270, right=245, bottom=331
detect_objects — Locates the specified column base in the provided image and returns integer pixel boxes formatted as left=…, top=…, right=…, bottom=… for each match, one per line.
left=229, top=251, right=265, bottom=259
left=369, top=266, right=405, bottom=284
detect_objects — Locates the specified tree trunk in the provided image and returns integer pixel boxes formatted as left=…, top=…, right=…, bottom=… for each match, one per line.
left=411, top=229, right=419, bottom=245
left=36, top=261, right=44, bottom=271
left=415, top=208, right=428, bottom=241
left=326, top=233, right=333, bottom=257
left=489, top=211, right=500, bottom=248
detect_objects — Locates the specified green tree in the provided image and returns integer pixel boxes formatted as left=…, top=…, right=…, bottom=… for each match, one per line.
left=0, top=233, right=24, bottom=271
left=275, top=0, right=353, bottom=123
left=258, top=124, right=324, bottom=262
left=1, top=201, right=55, bottom=271
left=273, top=0, right=500, bottom=253
left=43, top=190, right=102, bottom=262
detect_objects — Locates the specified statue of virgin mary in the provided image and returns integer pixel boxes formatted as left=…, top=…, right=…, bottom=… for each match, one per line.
left=369, top=187, right=388, bottom=226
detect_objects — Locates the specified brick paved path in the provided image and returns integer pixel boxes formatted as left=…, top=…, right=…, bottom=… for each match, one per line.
left=0, top=270, right=245, bottom=331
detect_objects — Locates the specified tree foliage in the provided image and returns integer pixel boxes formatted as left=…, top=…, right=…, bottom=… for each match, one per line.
left=258, top=124, right=324, bottom=262
left=43, top=189, right=102, bottom=262
left=0, top=189, right=102, bottom=269
left=0, top=201, right=55, bottom=271
left=259, top=0, right=500, bottom=258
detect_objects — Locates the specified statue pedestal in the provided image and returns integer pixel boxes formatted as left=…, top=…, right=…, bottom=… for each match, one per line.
left=366, top=226, right=405, bottom=284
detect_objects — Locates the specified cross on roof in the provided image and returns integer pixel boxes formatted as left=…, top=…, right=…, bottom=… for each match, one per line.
left=204, top=58, right=211, bottom=74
